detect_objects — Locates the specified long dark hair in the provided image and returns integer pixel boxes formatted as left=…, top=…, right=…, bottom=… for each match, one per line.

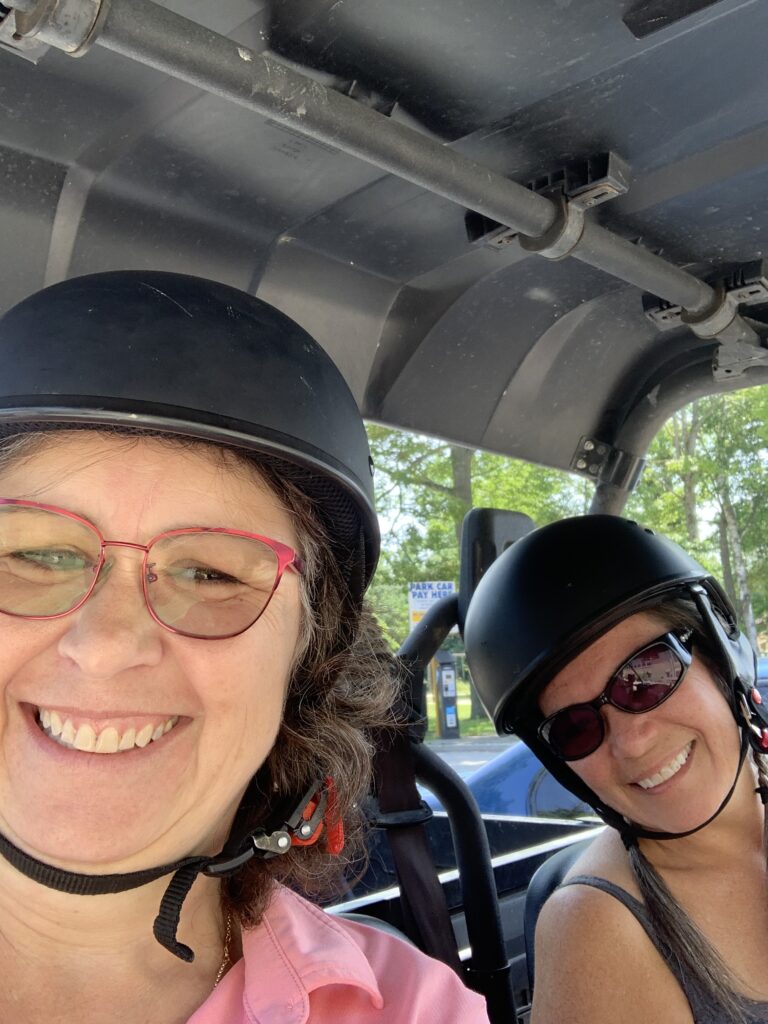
left=624, top=598, right=765, bottom=1023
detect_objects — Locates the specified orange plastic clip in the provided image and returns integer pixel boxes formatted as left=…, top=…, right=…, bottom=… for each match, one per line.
left=290, top=778, right=345, bottom=855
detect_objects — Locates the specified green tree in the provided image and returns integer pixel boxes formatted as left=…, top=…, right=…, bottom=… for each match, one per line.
left=366, top=424, right=585, bottom=647
left=628, top=388, right=768, bottom=647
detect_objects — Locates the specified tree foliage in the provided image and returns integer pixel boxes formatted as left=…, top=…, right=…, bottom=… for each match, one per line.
left=627, top=389, right=768, bottom=645
left=367, top=386, right=768, bottom=651
left=366, top=424, right=586, bottom=645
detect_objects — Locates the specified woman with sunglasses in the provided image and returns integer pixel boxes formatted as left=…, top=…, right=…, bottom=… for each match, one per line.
left=0, top=272, right=488, bottom=1024
left=465, top=514, right=768, bottom=1024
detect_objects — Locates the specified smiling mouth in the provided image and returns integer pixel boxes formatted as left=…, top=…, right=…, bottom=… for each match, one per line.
left=35, top=707, right=180, bottom=754
left=635, top=741, right=693, bottom=790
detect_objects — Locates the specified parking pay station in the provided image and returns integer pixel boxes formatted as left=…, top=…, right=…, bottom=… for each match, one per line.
left=408, top=581, right=460, bottom=739
left=434, top=649, right=461, bottom=739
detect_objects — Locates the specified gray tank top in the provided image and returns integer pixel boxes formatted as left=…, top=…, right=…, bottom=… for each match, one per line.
left=560, top=875, right=768, bottom=1024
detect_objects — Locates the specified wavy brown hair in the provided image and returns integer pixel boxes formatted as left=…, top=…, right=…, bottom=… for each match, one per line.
left=0, top=431, right=401, bottom=925
left=223, top=452, right=400, bottom=924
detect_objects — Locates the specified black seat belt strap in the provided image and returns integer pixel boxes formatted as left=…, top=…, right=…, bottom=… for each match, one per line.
left=371, top=696, right=463, bottom=974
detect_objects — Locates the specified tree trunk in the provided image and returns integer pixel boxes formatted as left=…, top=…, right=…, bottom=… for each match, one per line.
left=718, top=513, right=736, bottom=606
left=450, top=445, right=474, bottom=548
left=681, top=406, right=700, bottom=543
left=719, top=479, right=758, bottom=648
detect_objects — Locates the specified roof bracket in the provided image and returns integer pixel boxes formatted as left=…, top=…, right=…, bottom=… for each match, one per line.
left=713, top=341, right=768, bottom=381
left=644, top=260, right=768, bottom=334
left=526, top=151, right=631, bottom=213
left=0, top=3, right=49, bottom=61
left=570, top=436, right=646, bottom=491
left=519, top=192, right=585, bottom=261
left=465, top=151, right=630, bottom=251
left=6, top=0, right=108, bottom=57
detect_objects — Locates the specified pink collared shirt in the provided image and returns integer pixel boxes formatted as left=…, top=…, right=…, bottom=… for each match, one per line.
left=188, top=886, right=490, bottom=1023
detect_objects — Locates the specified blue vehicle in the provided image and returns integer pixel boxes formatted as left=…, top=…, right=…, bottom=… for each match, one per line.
left=460, top=741, right=591, bottom=819
left=758, top=658, right=768, bottom=702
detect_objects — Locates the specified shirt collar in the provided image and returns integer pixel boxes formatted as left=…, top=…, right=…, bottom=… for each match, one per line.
left=241, top=886, right=384, bottom=1024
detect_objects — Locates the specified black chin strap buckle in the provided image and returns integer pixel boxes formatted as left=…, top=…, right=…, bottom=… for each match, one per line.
left=204, top=823, right=295, bottom=867
left=156, top=780, right=334, bottom=962
left=204, top=778, right=333, bottom=878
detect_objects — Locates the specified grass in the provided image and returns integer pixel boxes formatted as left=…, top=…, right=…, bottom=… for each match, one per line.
left=423, top=690, right=496, bottom=739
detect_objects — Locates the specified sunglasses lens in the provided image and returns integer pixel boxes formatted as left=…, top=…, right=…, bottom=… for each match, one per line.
left=147, top=532, right=281, bottom=638
left=610, top=641, right=684, bottom=712
left=0, top=506, right=100, bottom=615
left=544, top=705, right=604, bottom=761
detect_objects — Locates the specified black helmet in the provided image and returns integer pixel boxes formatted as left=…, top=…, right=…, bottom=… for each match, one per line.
left=0, top=271, right=378, bottom=599
left=464, top=515, right=757, bottom=825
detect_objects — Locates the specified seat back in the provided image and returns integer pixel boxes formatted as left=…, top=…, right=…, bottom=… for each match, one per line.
left=524, top=837, right=595, bottom=991
left=333, top=911, right=416, bottom=945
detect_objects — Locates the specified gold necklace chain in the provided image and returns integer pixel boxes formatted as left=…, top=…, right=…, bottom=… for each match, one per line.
left=213, top=910, right=233, bottom=988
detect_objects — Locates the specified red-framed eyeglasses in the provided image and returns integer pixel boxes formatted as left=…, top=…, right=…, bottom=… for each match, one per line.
left=0, top=498, right=305, bottom=640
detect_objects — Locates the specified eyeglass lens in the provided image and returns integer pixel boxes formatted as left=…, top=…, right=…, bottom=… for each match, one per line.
left=543, top=640, right=686, bottom=761
left=0, top=505, right=282, bottom=638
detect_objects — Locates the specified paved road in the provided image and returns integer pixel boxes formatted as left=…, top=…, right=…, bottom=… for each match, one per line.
left=426, top=735, right=518, bottom=779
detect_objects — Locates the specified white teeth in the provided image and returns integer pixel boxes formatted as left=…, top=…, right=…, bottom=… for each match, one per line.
left=95, top=727, right=119, bottom=754
left=118, top=727, right=136, bottom=751
left=73, top=724, right=96, bottom=752
left=36, top=709, right=179, bottom=754
left=133, top=724, right=154, bottom=749
left=637, top=742, right=692, bottom=790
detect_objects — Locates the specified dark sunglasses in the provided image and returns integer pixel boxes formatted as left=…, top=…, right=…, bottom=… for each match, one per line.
left=538, top=629, right=693, bottom=761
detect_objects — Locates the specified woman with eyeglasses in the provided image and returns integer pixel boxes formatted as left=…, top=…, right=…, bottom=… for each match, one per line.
left=0, top=272, right=488, bottom=1024
left=465, top=515, right=768, bottom=1024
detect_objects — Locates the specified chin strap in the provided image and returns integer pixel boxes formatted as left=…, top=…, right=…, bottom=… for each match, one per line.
left=615, top=592, right=768, bottom=846
left=0, top=778, right=343, bottom=962
left=618, top=728, right=750, bottom=847
left=617, top=678, right=768, bottom=844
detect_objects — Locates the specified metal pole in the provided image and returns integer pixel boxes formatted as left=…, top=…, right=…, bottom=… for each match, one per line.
left=415, top=742, right=517, bottom=1023
left=96, top=0, right=556, bottom=239
left=9, top=0, right=756, bottom=322
left=575, top=219, right=712, bottom=313
left=589, top=356, right=768, bottom=514
left=80, top=0, right=723, bottom=315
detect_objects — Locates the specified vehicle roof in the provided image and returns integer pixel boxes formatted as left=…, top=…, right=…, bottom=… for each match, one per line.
left=2, top=0, right=768, bottom=497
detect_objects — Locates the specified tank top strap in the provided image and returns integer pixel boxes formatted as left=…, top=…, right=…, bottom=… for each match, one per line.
left=557, top=874, right=704, bottom=1019
left=559, top=874, right=650, bottom=926
left=557, top=874, right=768, bottom=1024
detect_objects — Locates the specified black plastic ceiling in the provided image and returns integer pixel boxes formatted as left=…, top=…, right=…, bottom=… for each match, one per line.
left=1, top=0, right=767, bottom=475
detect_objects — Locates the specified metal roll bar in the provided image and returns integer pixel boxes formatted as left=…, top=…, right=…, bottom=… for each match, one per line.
left=3, top=0, right=763, bottom=344
left=397, top=595, right=517, bottom=1021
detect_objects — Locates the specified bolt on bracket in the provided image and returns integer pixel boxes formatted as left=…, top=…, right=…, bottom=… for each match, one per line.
left=713, top=340, right=768, bottom=381
left=10, top=0, right=110, bottom=56
left=645, top=260, right=768, bottom=335
left=465, top=151, right=629, bottom=252
left=0, top=2, right=49, bottom=61
left=570, top=436, right=646, bottom=491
